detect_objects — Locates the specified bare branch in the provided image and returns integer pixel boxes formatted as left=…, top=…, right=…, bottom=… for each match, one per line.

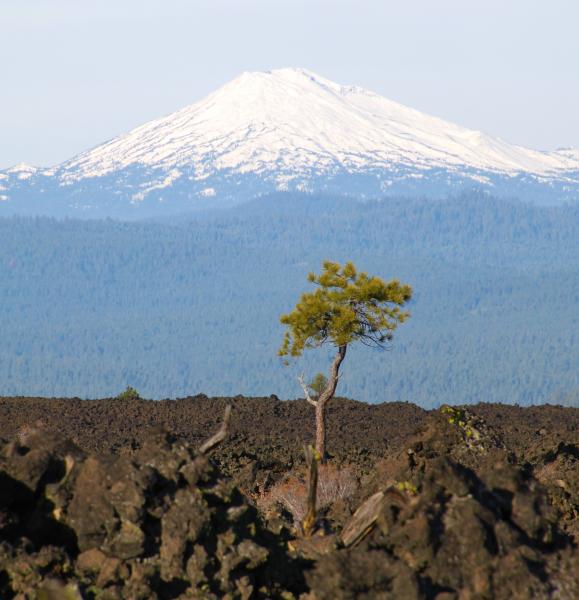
left=340, top=491, right=384, bottom=547
left=298, top=373, right=318, bottom=407
left=340, top=485, right=408, bottom=548
left=301, top=445, right=319, bottom=537
left=198, top=404, right=232, bottom=454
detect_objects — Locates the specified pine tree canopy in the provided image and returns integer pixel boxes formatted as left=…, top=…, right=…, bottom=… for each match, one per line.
left=279, top=260, right=413, bottom=357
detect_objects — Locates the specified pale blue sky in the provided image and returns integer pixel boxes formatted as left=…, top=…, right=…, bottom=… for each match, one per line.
left=1, top=0, right=578, bottom=168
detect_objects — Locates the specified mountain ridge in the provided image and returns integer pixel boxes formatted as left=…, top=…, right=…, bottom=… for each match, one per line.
left=2, top=68, right=578, bottom=217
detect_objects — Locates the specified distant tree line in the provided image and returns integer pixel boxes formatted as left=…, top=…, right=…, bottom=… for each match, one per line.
left=0, top=192, right=577, bottom=407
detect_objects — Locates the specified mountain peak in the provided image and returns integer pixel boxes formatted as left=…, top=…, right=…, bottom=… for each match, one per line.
left=59, top=68, right=578, bottom=184
left=7, top=162, right=37, bottom=173
left=235, top=67, right=340, bottom=86
left=2, top=69, right=578, bottom=215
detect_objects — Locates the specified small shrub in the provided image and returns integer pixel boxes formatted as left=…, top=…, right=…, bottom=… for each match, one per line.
left=261, top=477, right=308, bottom=523
left=116, top=386, right=141, bottom=401
left=259, top=464, right=357, bottom=524
left=308, top=373, right=328, bottom=398
left=317, top=463, right=357, bottom=506
left=441, top=405, right=480, bottom=440
left=395, top=480, right=418, bottom=495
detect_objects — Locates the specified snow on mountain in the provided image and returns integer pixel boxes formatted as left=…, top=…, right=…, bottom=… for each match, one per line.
left=5, top=163, right=38, bottom=180
left=2, top=68, right=579, bottom=216
left=60, top=68, right=578, bottom=183
left=554, top=148, right=579, bottom=162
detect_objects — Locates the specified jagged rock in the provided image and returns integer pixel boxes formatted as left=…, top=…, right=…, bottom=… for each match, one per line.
left=307, top=410, right=578, bottom=600
left=0, top=429, right=305, bottom=599
left=0, top=406, right=576, bottom=599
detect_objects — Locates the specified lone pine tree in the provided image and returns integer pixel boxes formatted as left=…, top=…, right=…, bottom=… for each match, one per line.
left=279, top=260, right=412, bottom=461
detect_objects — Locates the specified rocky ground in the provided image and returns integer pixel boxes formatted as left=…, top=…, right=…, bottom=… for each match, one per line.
left=0, top=395, right=577, bottom=599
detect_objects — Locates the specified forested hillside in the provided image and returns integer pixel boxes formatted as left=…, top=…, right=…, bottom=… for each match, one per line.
left=0, top=193, right=577, bottom=407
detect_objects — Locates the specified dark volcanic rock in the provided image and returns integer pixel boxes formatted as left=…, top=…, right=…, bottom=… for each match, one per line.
left=0, top=429, right=304, bottom=599
left=0, top=396, right=427, bottom=469
left=0, top=397, right=577, bottom=598
left=306, top=409, right=578, bottom=600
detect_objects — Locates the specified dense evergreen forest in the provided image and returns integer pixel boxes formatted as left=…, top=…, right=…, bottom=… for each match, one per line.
left=0, top=193, right=577, bottom=407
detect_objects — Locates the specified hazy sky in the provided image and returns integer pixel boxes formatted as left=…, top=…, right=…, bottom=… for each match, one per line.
left=1, top=0, right=578, bottom=168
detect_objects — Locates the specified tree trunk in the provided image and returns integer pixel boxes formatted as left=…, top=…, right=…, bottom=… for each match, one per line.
left=315, top=401, right=327, bottom=461
left=315, top=344, right=347, bottom=462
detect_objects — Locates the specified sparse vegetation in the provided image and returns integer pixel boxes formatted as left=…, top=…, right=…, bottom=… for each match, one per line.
left=258, top=462, right=357, bottom=525
left=115, top=385, right=141, bottom=401
left=308, top=373, right=328, bottom=398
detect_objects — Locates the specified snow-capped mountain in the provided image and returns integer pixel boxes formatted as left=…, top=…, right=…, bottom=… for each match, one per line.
left=2, top=68, right=578, bottom=217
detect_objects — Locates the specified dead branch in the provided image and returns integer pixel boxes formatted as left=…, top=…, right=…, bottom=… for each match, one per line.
left=340, top=485, right=408, bottom=548
left=198, top=404, right=232, bottom=454
left=340, top=490, right=385, bottom=547
left=298, top=373, right=318, bottom=407
left=301, top=445, right=319, bottom=537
